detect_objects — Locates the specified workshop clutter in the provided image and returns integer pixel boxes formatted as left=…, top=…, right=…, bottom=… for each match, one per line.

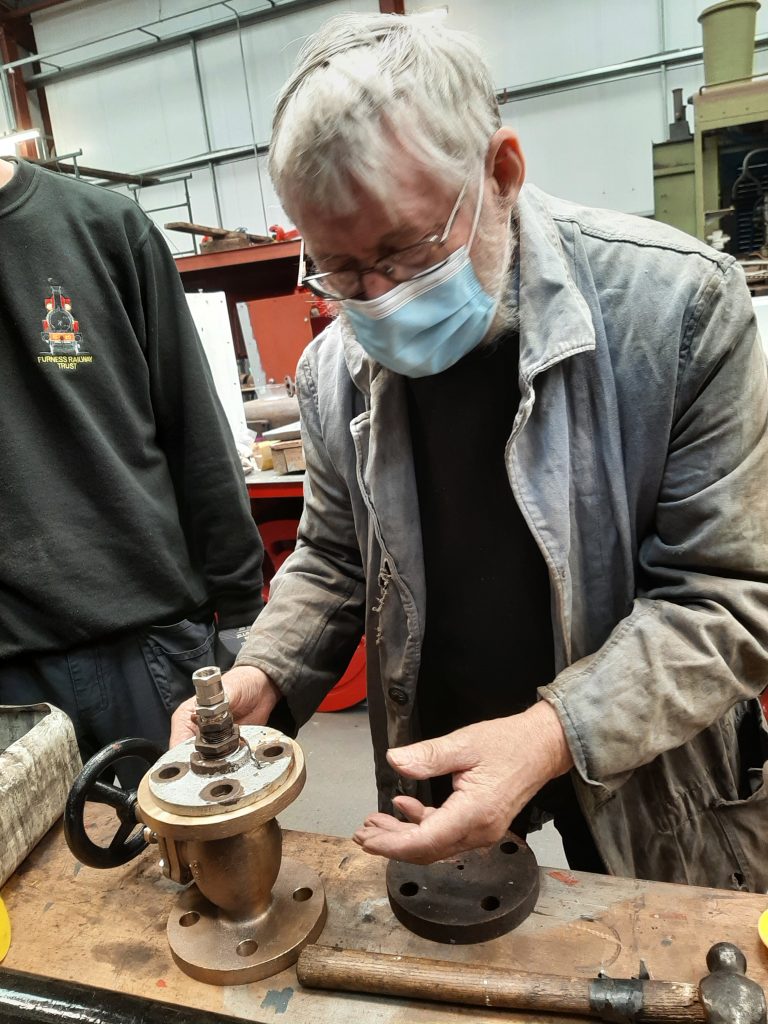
left=249, top=437, right=306, bottom=475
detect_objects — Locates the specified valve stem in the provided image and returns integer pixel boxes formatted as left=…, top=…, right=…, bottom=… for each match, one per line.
left=191, top=667, right=240, bottom=758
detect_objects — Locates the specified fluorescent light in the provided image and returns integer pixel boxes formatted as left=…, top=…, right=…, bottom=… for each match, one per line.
left=0, top=128, right=40, bottom=156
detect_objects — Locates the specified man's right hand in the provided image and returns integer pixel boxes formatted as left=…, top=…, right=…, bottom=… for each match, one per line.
left=169, top=665, right=281, bottom=747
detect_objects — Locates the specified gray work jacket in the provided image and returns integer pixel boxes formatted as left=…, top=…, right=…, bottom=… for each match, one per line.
left=239, top=184, right=768, bottom=890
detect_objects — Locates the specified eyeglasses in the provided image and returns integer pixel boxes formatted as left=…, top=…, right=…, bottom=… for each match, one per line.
left=301, top=181, right=469, bottom=301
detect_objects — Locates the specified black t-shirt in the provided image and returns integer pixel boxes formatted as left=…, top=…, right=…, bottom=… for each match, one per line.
left=406, top=331, right=555, bottom=806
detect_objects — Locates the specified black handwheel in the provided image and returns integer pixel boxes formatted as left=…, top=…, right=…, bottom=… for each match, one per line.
left=64, top=737, right=164, bottom=870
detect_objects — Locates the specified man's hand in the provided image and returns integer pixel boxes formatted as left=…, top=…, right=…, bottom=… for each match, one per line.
left=169, top=665, right=281, bottom=747
left=352, top=701, right=573, bottom=864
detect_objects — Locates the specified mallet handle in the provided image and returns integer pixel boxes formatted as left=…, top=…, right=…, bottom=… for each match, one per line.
left=297, top=945, right=706, bottom=1021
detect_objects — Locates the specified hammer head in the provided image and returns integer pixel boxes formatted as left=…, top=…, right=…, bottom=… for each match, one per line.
left=699, top=943, right=767, bottom=1024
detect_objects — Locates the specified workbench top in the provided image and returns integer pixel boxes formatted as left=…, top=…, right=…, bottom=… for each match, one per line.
left=3, top=817, right=768, bottom=1023
left=245, top=468, right=306, bottom=487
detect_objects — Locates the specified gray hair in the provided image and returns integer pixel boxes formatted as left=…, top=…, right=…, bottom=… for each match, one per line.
left=269, top=12, right=501, bottom=217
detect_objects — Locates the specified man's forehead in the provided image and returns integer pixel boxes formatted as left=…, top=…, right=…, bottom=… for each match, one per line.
left=297, top=175, right=456, bottom=262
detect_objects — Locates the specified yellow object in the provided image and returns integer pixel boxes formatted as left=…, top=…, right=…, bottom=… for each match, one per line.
left=0, top=896, right=10, bottom=962
left=253, top=441, right=274, bottom=471
left=758, top=908, right=768, bottom=949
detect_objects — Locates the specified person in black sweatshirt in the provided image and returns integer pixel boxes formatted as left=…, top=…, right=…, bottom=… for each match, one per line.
left=0, top=156, right=264, bottom=761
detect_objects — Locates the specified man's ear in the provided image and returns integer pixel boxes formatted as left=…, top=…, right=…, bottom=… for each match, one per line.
left=487, top=128, right=525, bottom=204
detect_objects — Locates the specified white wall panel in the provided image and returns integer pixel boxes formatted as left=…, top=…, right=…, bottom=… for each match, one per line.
left=196, top=32, right=251, bottom=151
left=505, top=72, right=663, bottom=214
left=214, top=156, right=272, bottom=234
left=213, top=153, right=288, bottom=235
left=32, top=0, right=273, bottom=61
left=195, top=0, right=379, bottom=152
left=43, top=48, right=206, bottom=171
left=441, top=0, right=661, bottom=88
left=237, top=0, right=379, bottom=143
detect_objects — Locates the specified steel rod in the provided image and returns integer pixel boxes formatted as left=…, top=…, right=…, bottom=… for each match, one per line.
left=0, top=966, right=267, bottom=1024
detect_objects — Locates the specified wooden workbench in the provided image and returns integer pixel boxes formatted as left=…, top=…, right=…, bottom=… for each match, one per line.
left=3, top=816, right=768, bottom=1023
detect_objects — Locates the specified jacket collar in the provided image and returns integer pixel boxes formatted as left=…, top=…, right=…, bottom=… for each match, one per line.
left=337, top=182, right=597, bottom=393
left=516, top=184, right=596, bottom=380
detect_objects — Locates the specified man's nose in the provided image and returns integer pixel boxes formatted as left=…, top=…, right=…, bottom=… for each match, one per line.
left=360, top=269, right=397, bottom=300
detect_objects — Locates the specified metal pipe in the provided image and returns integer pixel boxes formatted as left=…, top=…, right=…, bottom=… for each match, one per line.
left=111, top=145, right=265, bottom=184
left=495, top=34, right=768, bottom=106
left=1, top=0, right=276, bottom=68
left=0, top=966, right=267, bottom=1023
left=8, top=0, right=339, bottom=86
left=658, top=0, right=670, bottom=135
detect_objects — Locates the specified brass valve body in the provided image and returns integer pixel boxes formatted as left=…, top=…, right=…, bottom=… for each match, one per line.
left=135, top=668, right=327, bottom=985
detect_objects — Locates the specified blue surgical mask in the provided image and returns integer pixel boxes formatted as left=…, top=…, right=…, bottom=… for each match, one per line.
left=342, top=171, right=497, bottom=378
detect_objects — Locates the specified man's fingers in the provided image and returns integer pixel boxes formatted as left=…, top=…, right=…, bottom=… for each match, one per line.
left=353, top=816, right=417, bottom=846
left=360, top=812, right=411, bottom=832
left=222, top=666, right=281, bottom=724
left=392, top=795, right=436, bottom=824
left=387, top=732, right=477, bottom=780
left=355, top=793, right=481, bottom=863
left=354, top=820, right=464, bottom=863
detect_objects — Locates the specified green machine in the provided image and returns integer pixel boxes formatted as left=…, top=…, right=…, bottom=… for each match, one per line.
left=653, top=0, right=768, bottom=284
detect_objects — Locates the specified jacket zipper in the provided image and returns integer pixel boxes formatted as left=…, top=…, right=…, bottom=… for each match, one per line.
left=505, top=382, right=571, bottom=668
left=350, top=417, right=421, bottom=657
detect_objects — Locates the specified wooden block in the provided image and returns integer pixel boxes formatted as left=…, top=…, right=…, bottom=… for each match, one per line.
left=272, top=439, right=306, bottom=475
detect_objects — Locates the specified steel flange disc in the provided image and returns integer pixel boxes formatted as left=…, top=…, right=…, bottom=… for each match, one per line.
left=386, top=832, right=539, bottom=944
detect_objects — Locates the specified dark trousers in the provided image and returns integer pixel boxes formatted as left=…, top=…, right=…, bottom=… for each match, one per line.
left=549, top=799, right=606, bottom=874
left=0, top=618, right=215, bottom=763
left=525, top=775, right=606, bottom=875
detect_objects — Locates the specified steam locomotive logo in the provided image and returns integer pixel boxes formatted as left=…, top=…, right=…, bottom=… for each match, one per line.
left=41, top=283, right=84, bottom=355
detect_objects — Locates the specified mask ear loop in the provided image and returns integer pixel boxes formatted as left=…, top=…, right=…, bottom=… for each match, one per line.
left=466, top=165, right=486, bottom=255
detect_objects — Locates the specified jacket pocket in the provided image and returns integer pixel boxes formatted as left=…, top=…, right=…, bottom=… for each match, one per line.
left=710, top=764, right=768, bottom=892
left=141, top=619, right=215, bottom=714
left=146, top=619, right=215, bottom=662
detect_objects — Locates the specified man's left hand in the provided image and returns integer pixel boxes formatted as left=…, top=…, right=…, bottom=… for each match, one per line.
left=352, top=701, right=573, bottom=864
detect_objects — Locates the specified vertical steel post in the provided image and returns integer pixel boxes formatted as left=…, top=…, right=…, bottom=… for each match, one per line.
left=0, top=69, right=15, bottom=134
left=190, top=37, right=223, bottom=229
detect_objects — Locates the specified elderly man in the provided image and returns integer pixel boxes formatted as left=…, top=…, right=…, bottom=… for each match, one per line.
left=171, top=13, right=768, bottom=888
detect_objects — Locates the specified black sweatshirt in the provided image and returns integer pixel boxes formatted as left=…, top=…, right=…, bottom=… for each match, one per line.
left=0, top=158, right=263, bottom=661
